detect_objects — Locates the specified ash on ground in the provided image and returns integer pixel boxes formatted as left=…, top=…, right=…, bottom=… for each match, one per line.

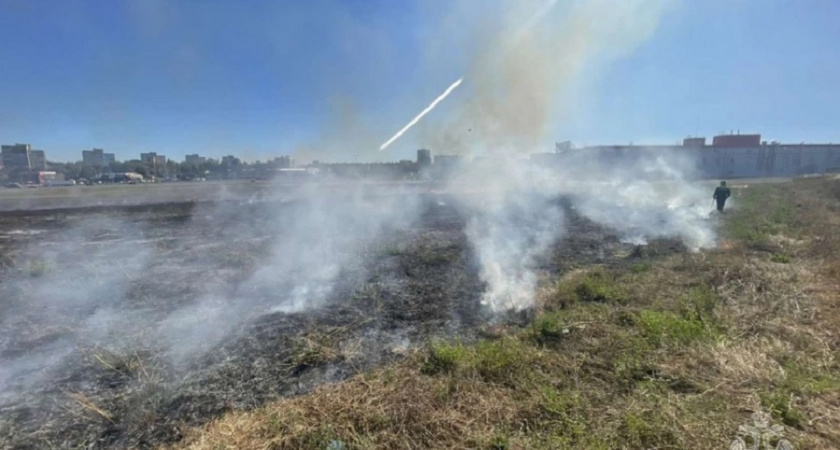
left=0, top=195, right=685, bottom=449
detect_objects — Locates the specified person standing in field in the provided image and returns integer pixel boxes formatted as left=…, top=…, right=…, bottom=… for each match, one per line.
left=713, top=181, right=731, bottom=212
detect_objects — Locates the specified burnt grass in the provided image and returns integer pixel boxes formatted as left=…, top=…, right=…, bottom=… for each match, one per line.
left=0, top=194, right=686, bottom=449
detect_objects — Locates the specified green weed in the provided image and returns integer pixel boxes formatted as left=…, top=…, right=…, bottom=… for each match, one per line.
left=538, top=386, right=588, bottom=441
left=771, top=253, right=791, bottom=264
left=417, top=249, right=456, bottom=266
left=486, top=432, right=510, bottom=450
left=724, top=185, right=800, bottom=246
left=423, top=338, right=534, bottom=385
left=778, top=358, right=840, bottom=395
left=422, top=341, right=468, bottom=375
left=619, top=411, right=680, bottom=449
left=298, top=424, right=340, bottom=449
left=683, top=285, right=721, bottom=323
left=761, top=392, right=805, bottom=428
left=528, top=312, right=568, bottom=345
left=611, top=335, right=656, bottom=390
left=473, top=338, right=534, bottom=384
left=638, top=310, right=707, bottom=347
left=573, top=269, right=627, bottom=304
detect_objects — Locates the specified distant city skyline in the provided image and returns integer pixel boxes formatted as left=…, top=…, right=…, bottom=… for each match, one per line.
left=1, top=1, right=838, bottom=162
left=6, top=129, right=840, bottom=167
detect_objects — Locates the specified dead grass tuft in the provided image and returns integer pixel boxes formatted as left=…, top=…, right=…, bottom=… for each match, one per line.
left=290, top=327, right=348, bottom=369
left=171, top=360, right=524, bottom=449
left=64, top=392, right=115, bottom=423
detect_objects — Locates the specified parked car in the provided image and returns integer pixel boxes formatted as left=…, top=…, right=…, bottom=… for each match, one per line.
left=4, top=182, right=22, bottom=188
left=44, top=180, right=76, bottom=187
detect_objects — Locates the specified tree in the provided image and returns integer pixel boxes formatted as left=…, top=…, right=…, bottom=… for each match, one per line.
left=122, top=160, right=150, bottom=178
left=79, top=166, right=99, bottom=180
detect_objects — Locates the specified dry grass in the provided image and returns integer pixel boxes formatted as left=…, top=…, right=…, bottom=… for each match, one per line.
left=167, top=178, right=840, bottom=450
left=171, top=360, right=527, bottom=449
left=63, top=392, right=115, bottom=423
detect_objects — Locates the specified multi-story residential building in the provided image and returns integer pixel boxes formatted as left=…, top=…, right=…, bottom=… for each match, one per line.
left=417, top=149, right=432, bottom=167
left=2, top=143, right=46, bottom=171
left=82, top=148, right=115, bottom=167
left=185, top=154, right=207, bottom=165
left=272, top=156, right=293, bottom=168
left=140, top=152, right=166, bottom=165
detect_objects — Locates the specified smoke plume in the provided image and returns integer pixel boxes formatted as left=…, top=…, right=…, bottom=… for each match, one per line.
left=422, top=0, right=677, bottom=155
left=0, top=0, right=713, bottom=425
left=416, top=0, right=706, bottom=313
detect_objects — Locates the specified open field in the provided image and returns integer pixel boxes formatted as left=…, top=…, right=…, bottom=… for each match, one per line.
left=0, top=186, right=677, bottom=449
left=1, top=177, right=838, bottom=449
left=166, top=178, right=840, bottom=450
left=0, top=177, right=790, bottom=212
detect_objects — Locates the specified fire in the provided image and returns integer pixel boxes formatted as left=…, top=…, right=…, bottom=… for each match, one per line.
left=719, top=240, right=735, bottom=250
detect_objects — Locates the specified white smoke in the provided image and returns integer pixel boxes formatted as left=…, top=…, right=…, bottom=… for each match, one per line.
left=450, top=148, right=714, bottom=314
left=461, top=160, right=565, bottom=312
left=249, top=183, right=422, bottom=313
left=559, top=150, right=716, bottom=250
left=0, top=218, right=153, bottom=395
left=0, top=183, right=426, bottom=399
left=421, top=0, right=706, bottom=313
left=154, top=182, right=424, bottom=362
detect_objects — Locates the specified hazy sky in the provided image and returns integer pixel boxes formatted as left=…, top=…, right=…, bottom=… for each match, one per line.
left=0, top=0, right=838, bottom=163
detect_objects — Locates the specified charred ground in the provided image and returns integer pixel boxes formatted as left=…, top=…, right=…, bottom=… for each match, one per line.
left=169, top=178, right=840, bottom=450
left=0, top=193, right=676, bottom=449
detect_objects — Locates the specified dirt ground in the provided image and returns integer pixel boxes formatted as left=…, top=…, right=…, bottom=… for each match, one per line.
left=0, top=191, right=672, bottom=449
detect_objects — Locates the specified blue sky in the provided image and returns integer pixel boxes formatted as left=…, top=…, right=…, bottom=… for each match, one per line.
left=0, top=0, right=838, bottom=163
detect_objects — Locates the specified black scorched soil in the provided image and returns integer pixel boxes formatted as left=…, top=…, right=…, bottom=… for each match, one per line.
left=0, top=194, right=683, bottom=449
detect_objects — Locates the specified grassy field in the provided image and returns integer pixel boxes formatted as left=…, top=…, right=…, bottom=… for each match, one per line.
left=167, top=177, right=840, bottom=449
